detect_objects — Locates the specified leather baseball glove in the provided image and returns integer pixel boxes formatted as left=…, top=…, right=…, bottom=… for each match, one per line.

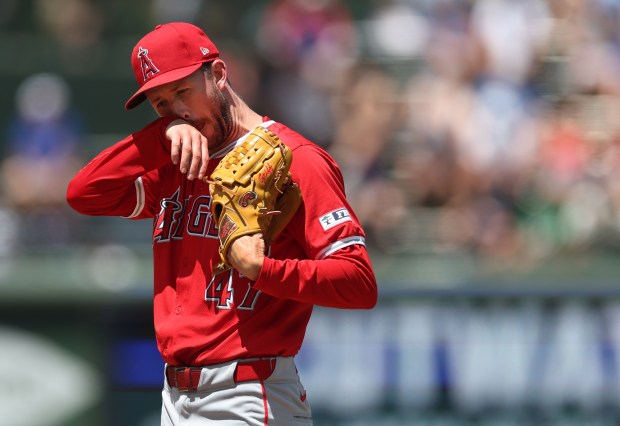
left=206, top=126, right=302, bottom=274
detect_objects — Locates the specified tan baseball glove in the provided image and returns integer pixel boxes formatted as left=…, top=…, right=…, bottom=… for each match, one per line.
left=206, top=126, right=302, bottom=274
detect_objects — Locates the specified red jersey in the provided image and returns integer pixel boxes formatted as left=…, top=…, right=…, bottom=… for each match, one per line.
left=67, top=117, right=377, bottom=366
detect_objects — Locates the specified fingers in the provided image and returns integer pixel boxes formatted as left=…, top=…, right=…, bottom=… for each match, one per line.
left=169, top=130, right=182, bottom=166
left=187, top=133, right=209, bottom=180
left=198, top=135, right=210, bottom=181
left=227, top=233, right=265, bottom=281
left=166, top=120, right=209, bottom=180
left=179, top=136, right=194, bottom=176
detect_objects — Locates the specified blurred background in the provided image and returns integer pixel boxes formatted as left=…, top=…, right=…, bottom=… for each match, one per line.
left=2, top=0, right=620, bottom=424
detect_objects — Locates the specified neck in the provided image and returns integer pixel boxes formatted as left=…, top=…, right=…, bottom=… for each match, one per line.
left=225, top=88, right=263, bottom=143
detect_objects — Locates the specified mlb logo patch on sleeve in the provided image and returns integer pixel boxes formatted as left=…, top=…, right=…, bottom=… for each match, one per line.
left=319, top=208, right=352, bottom=231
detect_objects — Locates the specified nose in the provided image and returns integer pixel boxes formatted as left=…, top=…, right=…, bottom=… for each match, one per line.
left=172, top=100, right=191, bottom=120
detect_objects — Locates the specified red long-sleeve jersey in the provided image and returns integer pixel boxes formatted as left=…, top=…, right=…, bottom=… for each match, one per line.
left=67, top=117, right=377, bottom=366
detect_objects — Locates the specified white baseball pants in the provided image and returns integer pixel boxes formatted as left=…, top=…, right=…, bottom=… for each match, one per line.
left=161, top=356, right=313, bottom=425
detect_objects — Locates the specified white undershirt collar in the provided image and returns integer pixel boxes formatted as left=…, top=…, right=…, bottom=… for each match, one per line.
left=209, top=120, right=277, bottom=159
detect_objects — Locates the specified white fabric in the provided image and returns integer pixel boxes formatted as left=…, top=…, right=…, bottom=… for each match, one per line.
left=316, top=236, right=366, bottom=260
left=161, top=357, right=312, bottom=425
left=124, top=177, right=145, bottom=218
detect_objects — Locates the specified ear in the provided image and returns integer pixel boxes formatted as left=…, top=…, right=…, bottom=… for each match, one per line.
left=211, top=59, right=227, bottom=90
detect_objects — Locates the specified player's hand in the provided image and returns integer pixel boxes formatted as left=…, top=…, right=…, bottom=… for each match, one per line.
left=165, top=119, right=209, bottom=180
left=228, top=233, right=265, bottom=281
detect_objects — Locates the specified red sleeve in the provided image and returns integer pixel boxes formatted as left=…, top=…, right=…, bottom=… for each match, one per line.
left=252, top=126, right=377, bottom=309
left=66, top=117, right=176, bottom=217
left=255, top=244, right=377, bottom=309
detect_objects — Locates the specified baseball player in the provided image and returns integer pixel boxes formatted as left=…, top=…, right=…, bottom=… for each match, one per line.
left=66, top=22, right=377, bottom=425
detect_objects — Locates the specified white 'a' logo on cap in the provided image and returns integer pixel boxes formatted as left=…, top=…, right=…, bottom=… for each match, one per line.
left=137, top=46, right=160, bottom=81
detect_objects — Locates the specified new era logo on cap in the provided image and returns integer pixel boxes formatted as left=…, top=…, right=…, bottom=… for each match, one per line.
left=125, top=22, right=220, bottom=110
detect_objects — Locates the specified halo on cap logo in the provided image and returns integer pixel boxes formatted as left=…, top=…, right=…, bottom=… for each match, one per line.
left=200, top=47, right=210, bottom=55
left=137, top=46, right=160, bottom=82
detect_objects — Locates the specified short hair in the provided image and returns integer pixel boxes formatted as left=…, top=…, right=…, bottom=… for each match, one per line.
left=200, top=62, right=213, bottom=75
left=201, top=61, right=232, bottom=86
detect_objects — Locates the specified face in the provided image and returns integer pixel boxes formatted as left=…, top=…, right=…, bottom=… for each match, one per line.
left=145, top=66, right=232, bottom=149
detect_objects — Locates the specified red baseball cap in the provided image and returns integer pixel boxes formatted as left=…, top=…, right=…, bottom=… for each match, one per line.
left=125, top=22, right=220, bottom=110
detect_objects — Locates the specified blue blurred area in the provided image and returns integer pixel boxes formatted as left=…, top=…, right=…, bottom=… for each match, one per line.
left=111, top=339, right=163, bottom=389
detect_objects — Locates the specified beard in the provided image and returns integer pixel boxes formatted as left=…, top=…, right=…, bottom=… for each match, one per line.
left=206, top=87, right=233, bottom=150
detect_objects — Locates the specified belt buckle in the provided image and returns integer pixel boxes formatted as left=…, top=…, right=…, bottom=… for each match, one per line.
left=171, top=366, right=200, bottom=393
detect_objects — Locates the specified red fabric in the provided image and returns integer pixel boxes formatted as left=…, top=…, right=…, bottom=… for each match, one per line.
left=234, top=359, right=275, bottom=382
left=166, top=367, right=202, bottom=391
left=67, top=117, right=377, bottom=366
left=165, top=359, right=276, bottom=392
left=126, top=23, right=220, bottom=109
left=261, top=381, right=269, bottom=426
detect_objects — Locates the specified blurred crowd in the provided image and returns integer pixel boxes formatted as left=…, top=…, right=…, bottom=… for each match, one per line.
left=252, top=0, right=620, bottom=272
left=2, top=0, right=620, bottom=273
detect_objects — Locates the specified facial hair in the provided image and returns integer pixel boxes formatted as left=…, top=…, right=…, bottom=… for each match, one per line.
left=208, top=86, right=233, bottom=150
